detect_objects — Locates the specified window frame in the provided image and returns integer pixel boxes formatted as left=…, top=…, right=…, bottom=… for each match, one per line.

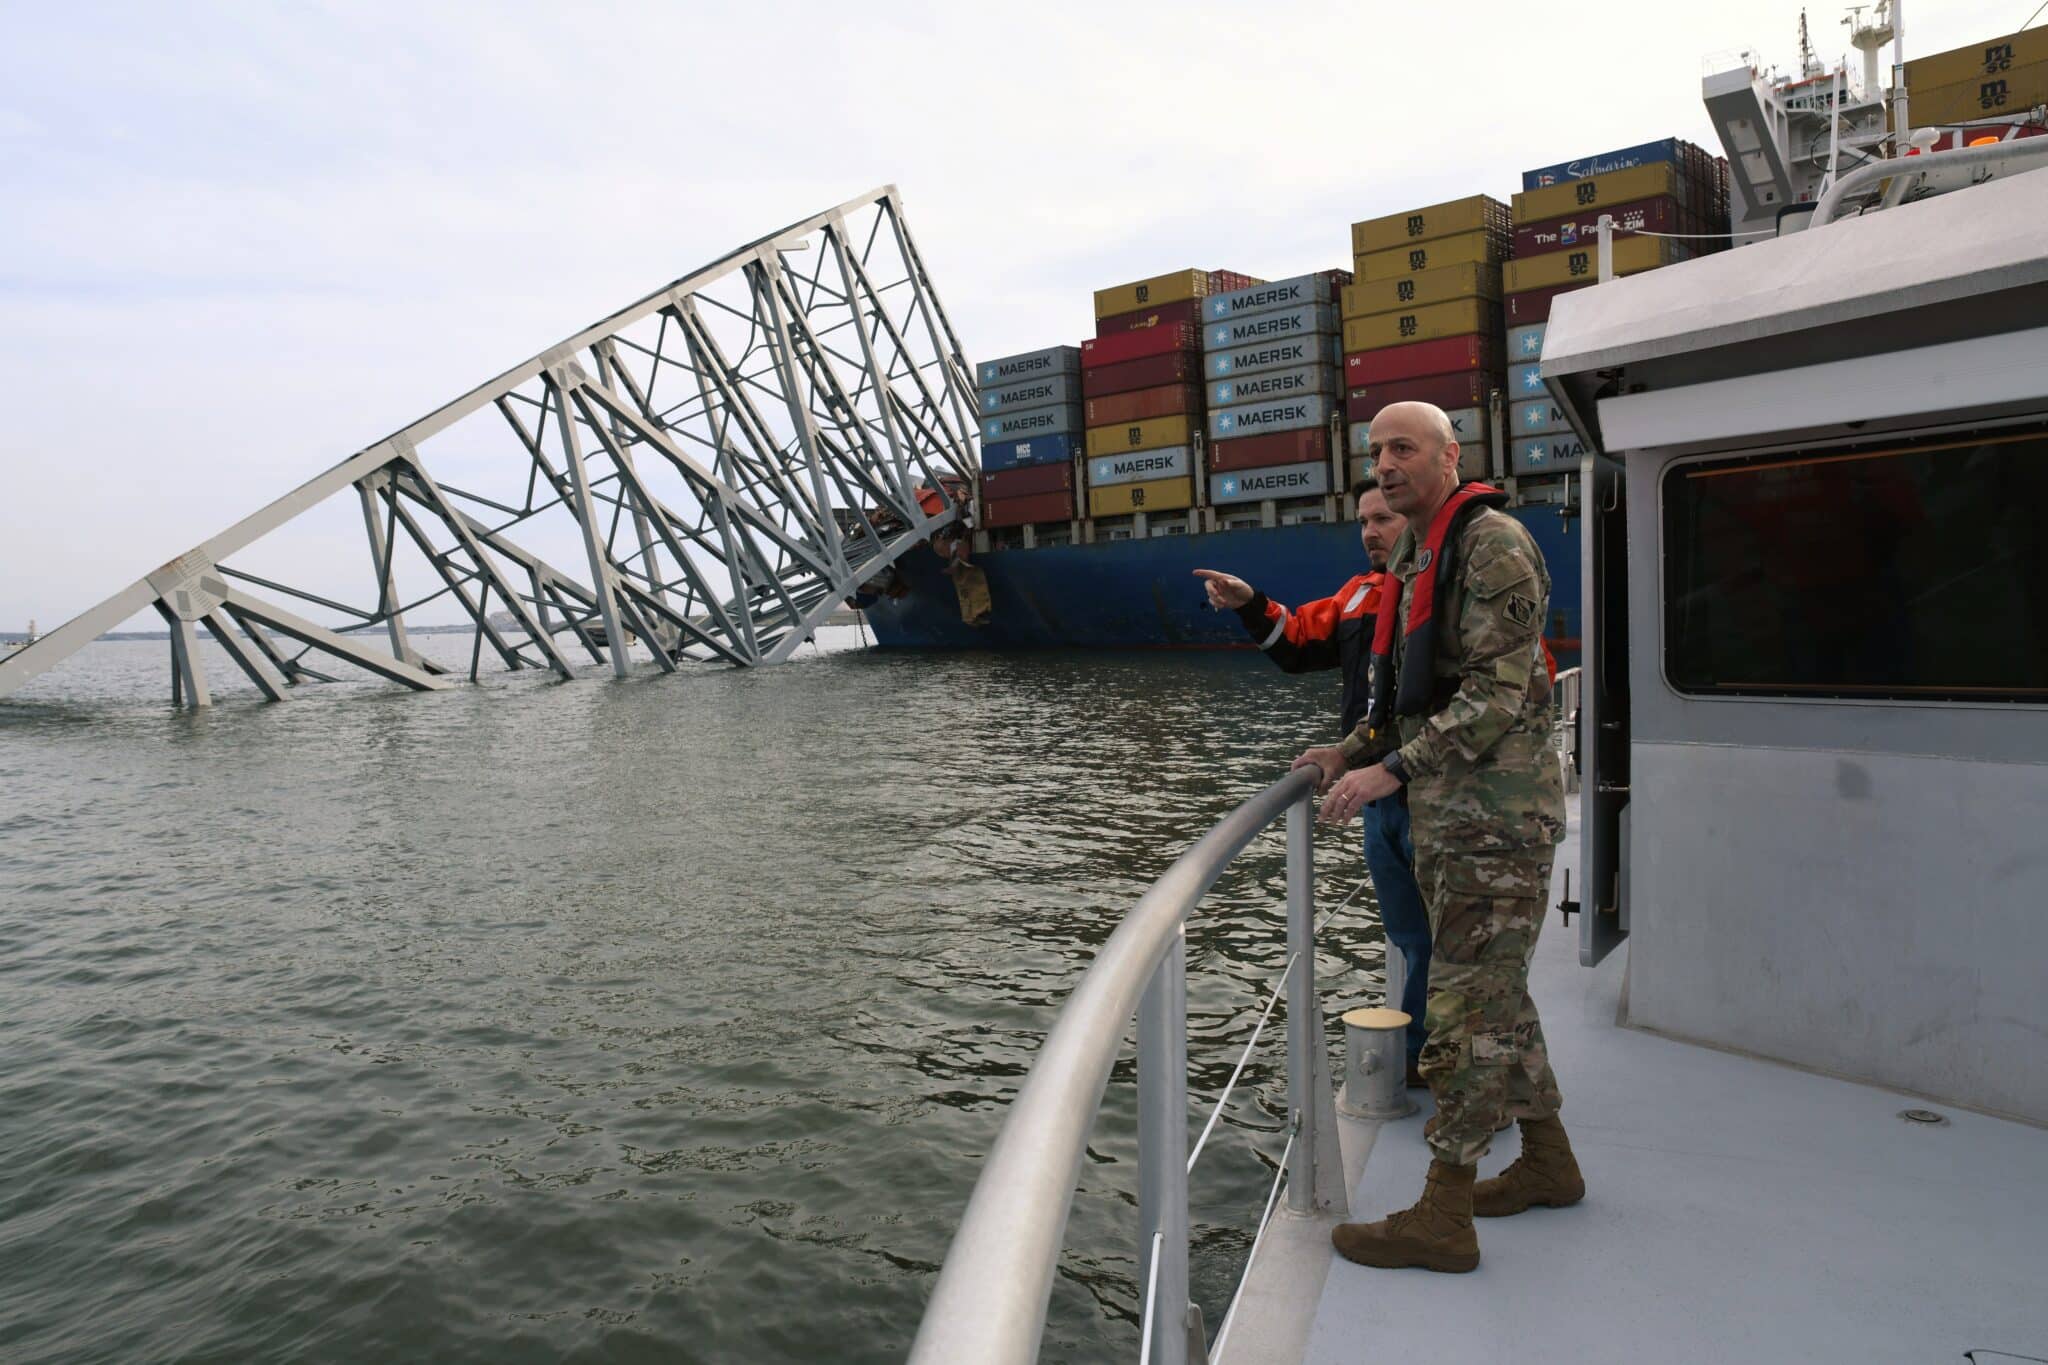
left=1657, top=420, right=2048, bottom=707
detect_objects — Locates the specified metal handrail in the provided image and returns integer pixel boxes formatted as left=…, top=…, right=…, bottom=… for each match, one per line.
left=1553, top=665, right=1583, bottom=796
left=1808, top=135, right=2048, bottom=226
left=907, top=766, right=1342, bottom=1365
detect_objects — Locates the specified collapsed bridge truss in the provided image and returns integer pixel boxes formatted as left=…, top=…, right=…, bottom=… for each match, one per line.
left=0, top=186, right=977, bottom=707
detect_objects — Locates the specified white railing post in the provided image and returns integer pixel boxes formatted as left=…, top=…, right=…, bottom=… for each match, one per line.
left=1596, top=214, right=1616, bottom=283
left=1137, top=929, right=1193, bottom=1365
left=1282, top=793, right=1347, bottom=1218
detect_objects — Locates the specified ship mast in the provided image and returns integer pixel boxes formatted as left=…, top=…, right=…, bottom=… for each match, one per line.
left=1843, top=1, right=1894, bottom=104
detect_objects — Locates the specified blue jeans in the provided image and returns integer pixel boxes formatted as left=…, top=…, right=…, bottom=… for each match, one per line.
left=1362, top=791, right=1430, bottom=1062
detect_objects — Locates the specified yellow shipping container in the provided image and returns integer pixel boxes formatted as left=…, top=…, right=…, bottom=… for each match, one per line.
left=1093, top=269, right=1210, bottom=320
left=1088, top=476, right=1194, bottom=517
left=1342, top=262, right=1502, bottom=319
left=1085, top=414, right=1196, bottom=458
left=1356, top=230, right=1506, bottom=283
left=1900, top=60, right=2048, bottom=128
left=1503, top=235, right=1683, bottom=292
left=1512, top=163, right=1680, bottom=225
left=1903, top=28, right=2048, bottom=91
left=1342, top=298, right=1500, bottom=353
left=1351, top=194, right=1509, bottom=257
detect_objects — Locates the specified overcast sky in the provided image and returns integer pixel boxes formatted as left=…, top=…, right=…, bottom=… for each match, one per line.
left=0, top=0, right=2026, bottom=632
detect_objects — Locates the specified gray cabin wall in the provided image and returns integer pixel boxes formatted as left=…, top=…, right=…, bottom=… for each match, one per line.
left=1621, top=448, right=2048, bottom=1124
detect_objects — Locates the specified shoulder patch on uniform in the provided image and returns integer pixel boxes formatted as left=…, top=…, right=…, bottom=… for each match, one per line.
left=1465, top=540, right=1538, bottom=600
left=1504, top=591, right=1538, bottom=627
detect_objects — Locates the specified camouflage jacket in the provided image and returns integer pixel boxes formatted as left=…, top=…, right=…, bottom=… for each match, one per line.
left=1342, top=506, right=1565, bottom=852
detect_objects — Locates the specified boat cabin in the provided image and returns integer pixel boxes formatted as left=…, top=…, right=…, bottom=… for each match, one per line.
left=1540, top=164, right=2048, bottom=1124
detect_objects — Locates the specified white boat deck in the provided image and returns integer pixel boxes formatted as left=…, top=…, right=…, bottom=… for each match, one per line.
left=1224, top=815, right=2048, bottom=1365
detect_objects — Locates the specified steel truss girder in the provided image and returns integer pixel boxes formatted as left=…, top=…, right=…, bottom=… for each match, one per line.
left=0, top=187, right=976, bottom=708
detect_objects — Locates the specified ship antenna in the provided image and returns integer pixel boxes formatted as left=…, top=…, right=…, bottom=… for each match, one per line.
left=1798, top=8, right=1822, bottom=77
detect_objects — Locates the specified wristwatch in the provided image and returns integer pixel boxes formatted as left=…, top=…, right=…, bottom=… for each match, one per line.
left=1381, top=750, right=1411, bottom=786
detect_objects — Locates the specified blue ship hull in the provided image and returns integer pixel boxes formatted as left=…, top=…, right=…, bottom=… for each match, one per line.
left=863, top=508, right=1581, bottom=665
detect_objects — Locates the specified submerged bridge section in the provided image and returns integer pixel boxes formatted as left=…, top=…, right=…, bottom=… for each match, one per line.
left=0, top=187, right=977, bottom=707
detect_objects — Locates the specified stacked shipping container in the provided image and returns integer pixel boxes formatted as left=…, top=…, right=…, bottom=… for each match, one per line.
left=1080, top=269, right=1257, bottom=535
left=1201, top=270, right=1349, bottom=526
left=1338, top=195, right=1510, bottom=484
left=1899, top=28, right=2048, bottom=131
left=1505, top=140, right=1729, bottom=478
left=976, top=345, right=1083, bottom=532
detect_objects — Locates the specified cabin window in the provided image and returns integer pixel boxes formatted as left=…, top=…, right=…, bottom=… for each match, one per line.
left=1663, top=426, right=2048, bottom=702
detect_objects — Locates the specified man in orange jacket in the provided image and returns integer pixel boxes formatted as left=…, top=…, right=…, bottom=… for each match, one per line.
left=1195, top=477, right=1431, bottom=1082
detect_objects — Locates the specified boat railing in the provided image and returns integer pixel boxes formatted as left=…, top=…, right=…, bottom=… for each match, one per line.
left=907, top=766, right=1347, bottom=1365
left=1553, top=665, right=1582, bottom=795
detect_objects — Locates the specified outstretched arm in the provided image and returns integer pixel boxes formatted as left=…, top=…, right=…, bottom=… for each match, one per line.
left=1195, top=569, right=1347, bottom=673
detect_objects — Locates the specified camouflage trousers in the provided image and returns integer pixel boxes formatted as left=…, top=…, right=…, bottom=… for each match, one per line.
left=1415, top=845, right=1562, bottom=1167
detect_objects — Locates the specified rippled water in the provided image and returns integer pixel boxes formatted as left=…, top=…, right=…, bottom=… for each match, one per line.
left=0, top=634, right=1389, bottom=1363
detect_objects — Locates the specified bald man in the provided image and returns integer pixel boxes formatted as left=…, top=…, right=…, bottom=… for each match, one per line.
left=1294, top=401, right=1576, bottom=1274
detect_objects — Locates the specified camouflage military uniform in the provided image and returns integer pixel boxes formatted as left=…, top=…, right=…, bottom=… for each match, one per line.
left=1342, top=507, right=1566, bottom=1167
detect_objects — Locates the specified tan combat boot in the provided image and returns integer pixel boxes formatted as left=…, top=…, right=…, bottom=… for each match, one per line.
left=1471, top=1116, right=1585, bottom=1217
left=1329, top=1160, right=1479, bottom=1272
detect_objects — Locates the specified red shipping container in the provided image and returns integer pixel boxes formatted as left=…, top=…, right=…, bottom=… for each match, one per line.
left=1505, top=283, right=1593, bottom=325
left=1096, top=298, right=1204, bottom=336
left=1086, top=381, right=1201, bottom=427
left=1345, top=371, right=1491, bottom=424
left=1512, top=195, right=1693, bottom=258
left=1345, top=334, right=1504, bottom=387
left=981, top=462, right=1074, bottom=499
left=1208, top=268, right=1263, bottom=293
left=1079, top=323, right=1200, bottom=367
left=982, top=490, right=1075, bottom=527
left=1083, top=350, right=1202, bottom=397
left=1208, top=427, right=1331, bottom=473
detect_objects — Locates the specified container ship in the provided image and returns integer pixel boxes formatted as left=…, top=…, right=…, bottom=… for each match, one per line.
left=863, top=16, right=2046, bottom=670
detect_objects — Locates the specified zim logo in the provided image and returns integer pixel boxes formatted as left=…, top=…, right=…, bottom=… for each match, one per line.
left=1575, top=181, right=1597, bottom=205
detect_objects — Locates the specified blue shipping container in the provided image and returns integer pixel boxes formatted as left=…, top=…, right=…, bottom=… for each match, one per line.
left=1202, top=273, right=1340, bottom=324
left=1515, top=399, right=1572, bottom=437
left=1512, top=434, right=1589, bottom=477
left=1209, top=393, right=1333, bottom=441
left=977, top=345, right=1081, bottom=390
left=979, top=371, right=1079, bottom=415
left=1211, top=461, right=1331, bottom=505
left=1208, top=363, right=1335, bottom=409
left=982, top=402, right=1084, bottom=443
left=981, top=431, right=1082, bottom=473
left=1091, top=446, right=1193, bottom=487
left=1511, top=361, right=1546, bottom=399
left=1204, top=303, right=1338, bottom=352
left=1509, top=322, right=1546, bottom=363
left=1443, top=406, right=1487, bottom=443
left=1521, top=138, right=1681, bottom=190
left=1207, top=334, right=1341, bottom=381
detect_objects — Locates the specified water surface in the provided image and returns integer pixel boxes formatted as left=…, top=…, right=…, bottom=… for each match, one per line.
left=0, top=635, right=1388, bottom=1362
